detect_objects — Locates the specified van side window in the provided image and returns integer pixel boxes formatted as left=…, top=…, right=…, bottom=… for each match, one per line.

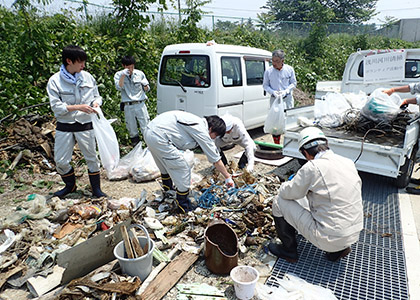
left=160, top=55, right=210, bottom=88
left=245, top=60, right=265, bottom=85
left=221, top=57, right=242, bottom=87
left=357, top=60, right=420, bottom=78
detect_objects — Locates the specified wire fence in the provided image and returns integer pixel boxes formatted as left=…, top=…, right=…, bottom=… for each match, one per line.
left=6, top=0, right=402, bottom=38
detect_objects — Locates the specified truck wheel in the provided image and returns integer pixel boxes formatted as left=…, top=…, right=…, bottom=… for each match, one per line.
left=254, top=145, right=284, bottom=160
left=396, top=145, right=418, bottom=188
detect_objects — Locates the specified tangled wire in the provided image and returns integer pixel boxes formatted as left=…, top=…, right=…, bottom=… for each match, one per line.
left=341, top=108, right=414, bottom=137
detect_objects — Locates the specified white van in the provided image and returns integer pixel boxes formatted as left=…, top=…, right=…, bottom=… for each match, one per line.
left=157, top=43, right=272, bottom=129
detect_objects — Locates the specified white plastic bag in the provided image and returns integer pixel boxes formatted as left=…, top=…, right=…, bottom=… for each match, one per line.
left=91, top=107, right=120, bottom=174
left=107, top=143, right=144, bottom=180
left=315, top=92, right=351, bottom=128
left=256, top=273, right=338, bottom=300
left=264, top=97, right=285, bottom=135
left=361, top=88, right=401, bottom=123
left=130, top=148, right=195, bottom=183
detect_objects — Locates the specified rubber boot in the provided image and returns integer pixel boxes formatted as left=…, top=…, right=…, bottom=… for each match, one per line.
left=273, top=135, right=281, bottom=145
left=130, top=135, right=140, bottom=146
left=238, top=152, right=248, bottom=169
left=220, top=150, right=228, bottom=165
left=54, top=168, right=76, bottom=198
left=268, top=216, right=298, bottom=263
left=175, top=189, right=193, bottom=214
left=161, top=174, right=173, bottom=192
left=325, top=247, right=351, bottom=262
left=88, top=171, right=107, bottom=198
left=406, top=185, right=420, bottom=195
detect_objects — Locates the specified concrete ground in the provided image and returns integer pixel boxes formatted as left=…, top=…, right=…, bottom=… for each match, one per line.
left=401, top=164, right=420, bottom=299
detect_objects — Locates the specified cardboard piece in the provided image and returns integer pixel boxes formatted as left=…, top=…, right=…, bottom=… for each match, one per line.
left=56, top=219, right=131, bottom=284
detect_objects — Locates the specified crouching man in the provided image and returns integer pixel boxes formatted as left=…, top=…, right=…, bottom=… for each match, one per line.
left=269, top=127, right=363, bottom=262
left=144, top=111, right=234, bottom=213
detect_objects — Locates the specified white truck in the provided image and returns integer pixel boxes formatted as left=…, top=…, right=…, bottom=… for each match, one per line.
left=156, top=43, right=272, bottom=129
left=283, top=49, right=420, bottom=188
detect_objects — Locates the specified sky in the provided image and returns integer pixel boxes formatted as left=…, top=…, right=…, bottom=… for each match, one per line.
left=1, top=0, right=420, bottom=25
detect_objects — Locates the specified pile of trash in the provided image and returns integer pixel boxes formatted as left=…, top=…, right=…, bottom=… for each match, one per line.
left=310, top=89, right=417, bottom=137
left=0, top=158, right=286, bottom=299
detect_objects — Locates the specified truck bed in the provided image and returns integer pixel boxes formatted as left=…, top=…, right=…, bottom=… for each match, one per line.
left=286, top=126, right=405, bottom=148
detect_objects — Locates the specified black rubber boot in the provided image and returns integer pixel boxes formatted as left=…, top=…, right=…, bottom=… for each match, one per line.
left=220, top=150, right=228, bottom=165
left=54, top=168, right=77, bottom=198
left=268, top=216, right=298, bottom=263
left=325, top=247, right=351, bottom=262
left=161, top=174, right=173, bottom=192
left=406, top=185, right=420, bottom=194
left=88, top=171, right=107, bottom=198
left=238, top=152, right=248, bottom=169
left=130, top=135, right=141, bottom=146
left=175, top=189, right=193, bottom=214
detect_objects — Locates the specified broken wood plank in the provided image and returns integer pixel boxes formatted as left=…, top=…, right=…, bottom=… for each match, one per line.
left=121, top=225, right=135, bottom=259
left=139, top=251, right=199, bottom=300
left=1, top=151, right=23, bottom=180
left=0, top=266, right=24, bottom=289
left=130, top=228, right=144, bottom=257
left=136, top=248, right=179, bottom=296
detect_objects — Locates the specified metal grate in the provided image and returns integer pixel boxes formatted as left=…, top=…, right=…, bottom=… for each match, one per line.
left=266, top=172, right=409, bottom=300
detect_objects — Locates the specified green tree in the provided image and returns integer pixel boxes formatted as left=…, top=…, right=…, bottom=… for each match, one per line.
left=263, top=0, right=378, bottom=24
left=176, top=0, right=210, bottom=43
left=112, top=0, right=167, bottom=34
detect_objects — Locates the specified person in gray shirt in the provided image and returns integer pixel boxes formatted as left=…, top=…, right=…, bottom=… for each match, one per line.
left=47, top=45, right=106, bottom=198
left=144, top=111, right=234, bottom=213
left=114, top=56, right=150, bottom=146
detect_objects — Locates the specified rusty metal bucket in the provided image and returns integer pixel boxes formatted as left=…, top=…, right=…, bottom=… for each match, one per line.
left=204, top=219, right=238, bottom=274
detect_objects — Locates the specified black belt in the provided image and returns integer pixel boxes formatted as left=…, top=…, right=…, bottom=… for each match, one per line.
left=56, top=122, right=93, bottom=132
left=125, top=101, right=142, bottom=105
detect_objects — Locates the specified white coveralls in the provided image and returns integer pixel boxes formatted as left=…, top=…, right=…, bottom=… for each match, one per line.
left=215, top=116, right=256, bottom=169
left=47, top=71, right=102, bottom=175
left=114, top=69, right=150, bottom=137
left=272, top=150, right=363, bottom=252
left=144, top=111, right=221, bottom=191
left=263, top=64, right=297, bottom=109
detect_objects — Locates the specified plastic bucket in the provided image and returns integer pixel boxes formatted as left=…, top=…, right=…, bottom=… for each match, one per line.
left=113, top=224, right=155, bottom=281
left=230, top=265, right=260, bottom=300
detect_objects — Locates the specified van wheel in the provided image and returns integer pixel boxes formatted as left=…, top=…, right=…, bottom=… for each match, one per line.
left=254, top=145, right=284, bottom=160
left=396, top=145, right=418, bottom=188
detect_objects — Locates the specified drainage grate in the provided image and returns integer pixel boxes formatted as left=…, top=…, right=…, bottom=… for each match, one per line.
left=266, top=172, right=409, bottom=300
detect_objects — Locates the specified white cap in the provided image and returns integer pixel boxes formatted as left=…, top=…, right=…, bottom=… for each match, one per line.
left=222, top=114, right=234, bottom=131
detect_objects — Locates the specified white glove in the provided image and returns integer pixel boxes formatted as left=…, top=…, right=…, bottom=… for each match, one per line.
left=225, top=177, right=235, bottom=188
left=123, top=69, right=130, bottom=76
left=246, top=161, right=254, bottom=172
left=274, top=91, right=282, bottom=98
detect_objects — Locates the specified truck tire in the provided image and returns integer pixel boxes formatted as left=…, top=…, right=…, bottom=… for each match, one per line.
left=396, top=145, right=418, bottom=188
left=254, top=145, right=284, bottom=160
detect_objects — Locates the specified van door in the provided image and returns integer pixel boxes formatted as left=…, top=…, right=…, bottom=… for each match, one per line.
left=218, top=56, right=244, bottom=120
left=157, top=54, right=216, bottom=115
left=243, top=57, right=270, bottom=129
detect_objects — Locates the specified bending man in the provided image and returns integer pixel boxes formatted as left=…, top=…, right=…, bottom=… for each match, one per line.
left=144, top=111, right=234, bottom=213
left=215, top=114, right=256, bottom=172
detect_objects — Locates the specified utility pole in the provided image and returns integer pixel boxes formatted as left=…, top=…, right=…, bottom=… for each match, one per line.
left=178, top=0, right=181, bottom=24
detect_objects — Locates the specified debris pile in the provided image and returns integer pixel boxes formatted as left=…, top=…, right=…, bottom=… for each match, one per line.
left=0, top=159, right=286, bottom=299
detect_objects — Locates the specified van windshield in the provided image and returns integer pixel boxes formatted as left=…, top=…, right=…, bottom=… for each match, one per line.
left=160, top=55, right=210, bottom=88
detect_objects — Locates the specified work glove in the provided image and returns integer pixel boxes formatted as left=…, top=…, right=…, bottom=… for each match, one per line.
left=225, top=177, right=235, bottom=188
left=400, top=99, right=409, bottom=110
left=122, top=68, right=130, bottom=76
left=383, top=88, right=395, bottom=96
left=273, top=91, right=282, bottom=99
left=246, top=160, right=254, bottom=172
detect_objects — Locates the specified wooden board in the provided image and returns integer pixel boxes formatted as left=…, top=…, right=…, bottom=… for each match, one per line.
left=140, top=251, right=199, bottom=300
